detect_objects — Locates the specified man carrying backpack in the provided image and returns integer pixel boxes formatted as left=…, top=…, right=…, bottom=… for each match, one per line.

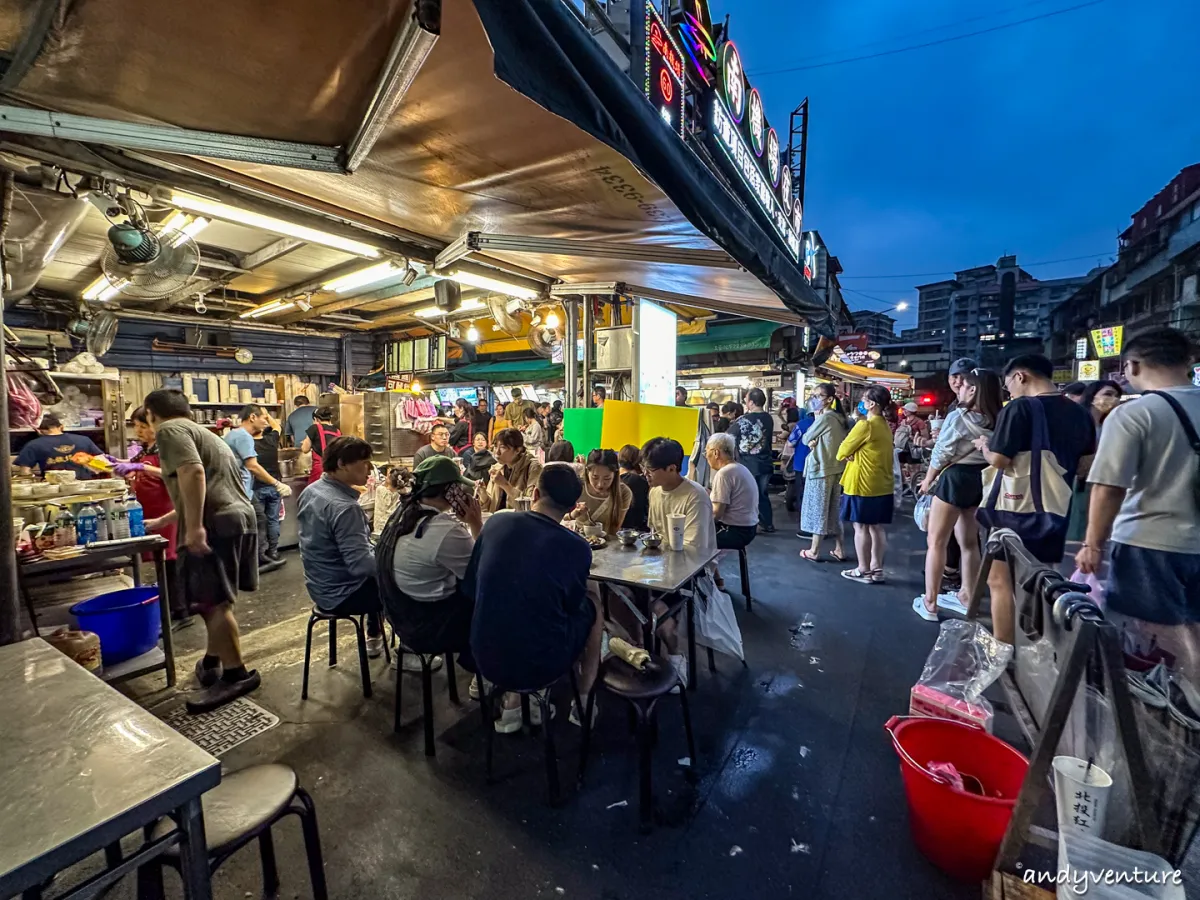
left=1077, top=327, right=1200, bottom=677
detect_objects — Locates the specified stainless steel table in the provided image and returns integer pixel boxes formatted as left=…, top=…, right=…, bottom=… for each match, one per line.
left=588, top=542, right=718, bottom=690
left=0, top=639, right=220, bottom=900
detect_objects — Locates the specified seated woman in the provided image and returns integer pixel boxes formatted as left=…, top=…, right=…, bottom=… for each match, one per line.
left=565, top=448, right=632, bottom=535
left=379, top=456, right=482, bottom=665
left=618, top=444, right=649, bottom=531
left=477, top=428, right=543, bottom=512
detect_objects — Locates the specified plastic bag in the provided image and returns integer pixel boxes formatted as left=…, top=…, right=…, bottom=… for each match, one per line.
left=693, top=570, right=744, bottom=661
left=1057, top=831, right=1183, bottom=900
left=1068, top=567, right=1106, bottom=608
left=913, top=493, right=933, bottom=532
left=918, top=619, right=1012, bottom=710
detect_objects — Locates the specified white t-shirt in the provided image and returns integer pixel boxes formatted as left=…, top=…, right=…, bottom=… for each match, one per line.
left=1088, top=387, right=1200, bottom=554
left=390, top=507, right=476, bottom=602
left=648, top=478, right=716, bottom=557
left=709, top=462, right=760, bottom=528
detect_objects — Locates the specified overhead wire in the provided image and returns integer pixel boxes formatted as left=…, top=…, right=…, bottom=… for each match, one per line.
left=839, top=252, right=1115, bottom=280
left=749, top=0, right=1110, bottom=76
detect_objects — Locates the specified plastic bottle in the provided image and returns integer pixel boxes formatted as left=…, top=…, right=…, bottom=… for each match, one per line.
left=76, top=503, right=100, bottom=545
left=125, top=495, right=145, bottom=538
left=95, top=501, right=109, bottom=542
left=54, top=508, right=76, bottom=547
left=112, top=499, right=131, bottom=540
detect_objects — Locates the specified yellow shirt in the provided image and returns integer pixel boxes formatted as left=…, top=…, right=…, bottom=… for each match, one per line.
left=837, top=416, right=894, bottom=498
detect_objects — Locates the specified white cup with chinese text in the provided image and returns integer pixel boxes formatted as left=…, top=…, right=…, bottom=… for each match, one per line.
left=1052, top=755, right=1112, bottom=836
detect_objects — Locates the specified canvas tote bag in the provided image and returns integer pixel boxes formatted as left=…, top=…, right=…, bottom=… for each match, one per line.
left=976, top=398, right=1072, bottom=544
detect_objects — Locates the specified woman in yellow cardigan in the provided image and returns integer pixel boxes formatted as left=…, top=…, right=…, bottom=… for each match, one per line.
left=836, top=385, right=896, bottom=584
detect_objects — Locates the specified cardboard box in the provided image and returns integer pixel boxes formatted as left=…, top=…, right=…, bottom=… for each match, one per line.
left=909, top=683, right=993, bottom=732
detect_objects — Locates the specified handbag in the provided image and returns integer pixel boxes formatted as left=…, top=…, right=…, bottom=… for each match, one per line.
left=976, top=398, right=1072, bottom=542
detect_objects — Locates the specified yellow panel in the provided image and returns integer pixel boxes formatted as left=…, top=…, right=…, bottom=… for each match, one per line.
left=599, top=400, right=698, bottom=453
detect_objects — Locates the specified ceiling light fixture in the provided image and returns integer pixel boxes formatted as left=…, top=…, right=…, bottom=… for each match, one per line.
left=403, top=264, right=419, bottom=286
left=169, top=216, right=210, bottom=249
left=159, top=211, right=189, bottom=233
left=169, top=192, right=382, bottom=258
left=82, top=274, right=127, bottom=302
left=322, top=261, right=401, bottom=293
left=466, top=322, right=480, bottom=343
left=545, top=311, right=560, bottom=329
left=443, top=269, right=539, bottom=300
left=412, top=298, right=486, bottom=318
left=238, top=298, right=295, bottom=319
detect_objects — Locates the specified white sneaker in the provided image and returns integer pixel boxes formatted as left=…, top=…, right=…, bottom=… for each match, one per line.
left=669, top=654, right=688, bottom=693
left=494, top=696, right=553, bottom=733
left=569, top=699, right=597, bottom=727
left=912, top=595, right=939, bottom=622
left=391, top=653, right=444, bottom=673
left=468, top=675, right=492, bottom=701
left=366, top=636, right=384, bottom=659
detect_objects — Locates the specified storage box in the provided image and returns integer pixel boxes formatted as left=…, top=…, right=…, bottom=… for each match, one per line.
left=909, top=683, right=993, bottom=732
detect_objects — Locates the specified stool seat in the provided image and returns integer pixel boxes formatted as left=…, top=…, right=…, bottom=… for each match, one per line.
left=152, top=764, right=298, bottom=855
left=600, top=657, right=679, bottom=700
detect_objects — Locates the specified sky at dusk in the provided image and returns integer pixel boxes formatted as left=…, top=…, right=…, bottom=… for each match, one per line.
left=708, top=0, right=1200, bottom=331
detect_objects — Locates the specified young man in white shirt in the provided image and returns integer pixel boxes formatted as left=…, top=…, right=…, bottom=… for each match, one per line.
left=1076, top=327, right=1200, bottom=678
left=643, top=437, right=716, bottom=686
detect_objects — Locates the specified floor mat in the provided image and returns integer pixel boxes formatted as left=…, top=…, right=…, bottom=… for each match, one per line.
left=160, top=697, right=280, bottom=756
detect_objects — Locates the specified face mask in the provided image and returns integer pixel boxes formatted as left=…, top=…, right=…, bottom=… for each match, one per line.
left=857, top=401, right=868, bottom=416
left=808, top=397, right=823, bottom=411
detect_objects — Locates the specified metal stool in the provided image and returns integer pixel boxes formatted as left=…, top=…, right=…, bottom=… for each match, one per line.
left=578, top=657, right=696, bottom=832
left=480, top=671, right=582, bottom=806
left=137, top=764, right=327, bottom=900
left=301, top=604, right=389, bottom=700
left=394, top=645, right=459, bottom=757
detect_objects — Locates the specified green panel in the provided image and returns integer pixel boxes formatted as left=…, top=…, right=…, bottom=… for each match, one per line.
left=677, top=320, right=780, bottom=356
left=450, top=359, right=564, bottom=383
left=562, top=408, right=604, bottom=458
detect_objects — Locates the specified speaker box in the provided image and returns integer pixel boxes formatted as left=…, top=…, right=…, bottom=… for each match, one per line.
left=434, top=278, right=461, bottom=312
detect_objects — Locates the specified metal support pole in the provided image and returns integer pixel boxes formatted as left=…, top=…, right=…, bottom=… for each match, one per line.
left=631, top=298, right=641, bottom=405
left=563, top=297, right=580, bottom=409
left=629, top=0, right=647, bottom=92
left=0, top=172, right=19, bottom=645
left=582, top=297, right=594, bottom=406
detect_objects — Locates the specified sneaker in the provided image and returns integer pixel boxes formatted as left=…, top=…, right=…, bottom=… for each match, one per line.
left=669, top=653, right=688, bottom=694
left=258, top=557, right=286, bottom=574
left=195, top=658, right=221, bottom=687
left=265, top=547, right=282, bottom=562
left=186, top=670, right=261, bottom=714
left=494, top=696, right=553, bottom=733
left=392, top=653, right=443, bottom=674
left=468, top=674, right=493, bottom=701
left=912, top=596, right=939, bottom=622
left=936, top=592, right=969, bottom=616
left=759, top=525, right=777, bottom=534
left=366, top=636, right=384, bottom=659
left=569, top=699, right=597, bottom=727
left=171, top=615, right=194, bottom=632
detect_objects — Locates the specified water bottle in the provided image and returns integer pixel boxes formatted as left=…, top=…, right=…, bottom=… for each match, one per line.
left=113, top=500, right=131, bottom=540
left=76, top=503, right=99, bottom=545
left=125, top=495, right=145, bottom=537
left=96, top=501, right=109, bottom=541
left=54, top=508, right=76, bottom=547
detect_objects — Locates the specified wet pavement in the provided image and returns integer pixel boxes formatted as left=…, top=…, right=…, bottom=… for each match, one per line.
left=92, top=500, right=982, bottom=899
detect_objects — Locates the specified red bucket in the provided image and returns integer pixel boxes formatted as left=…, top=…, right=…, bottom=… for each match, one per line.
left=885, top=715, right=1029, bottom=882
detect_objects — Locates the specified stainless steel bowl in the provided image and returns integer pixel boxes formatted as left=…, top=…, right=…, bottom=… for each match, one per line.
left=615, top=529, right=640, bottom=546
left=640, top=532, right=663, bottom=549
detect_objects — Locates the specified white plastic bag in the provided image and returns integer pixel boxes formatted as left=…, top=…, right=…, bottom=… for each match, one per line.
left=913, top=493, right=933, bottom=532
left=693, top=570, right=744, bottom=661
left=1069, top=567, right=1106, bottom=608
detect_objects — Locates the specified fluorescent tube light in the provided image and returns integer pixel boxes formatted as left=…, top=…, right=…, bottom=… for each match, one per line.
left=412, top=298, right=486, bottom=318
left=170, top=192, right=381, bottom=258
left=322, top=262, right=400, bottom=293
left=443, top=269, right=539, bottom=300
left=82, top=274, right=127, bottom=302
left=239, top=298, right=293, bottom=319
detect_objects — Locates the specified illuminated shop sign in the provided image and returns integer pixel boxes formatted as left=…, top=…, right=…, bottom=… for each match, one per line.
left=1090, top=325, right=1123, bottom=358
left=1077, top=359, right=1100, bottom=381
left=711, top=95, right=800, bottom=260
left=1075, top=338, right=1088, bottom=360
left=645, top=3, right=685, bottom=136
left=675, top=0, right=717, bottom=85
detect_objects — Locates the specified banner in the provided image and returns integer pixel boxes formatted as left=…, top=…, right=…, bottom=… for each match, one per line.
left=562, top=408, right=605, bottom=459
left=600, top=399, right=699, bottom=453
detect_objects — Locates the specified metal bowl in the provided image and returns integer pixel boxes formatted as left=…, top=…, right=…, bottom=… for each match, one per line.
left=640, top=532, right=663, bottom=549
left=615, top=528, right=640, bottom=546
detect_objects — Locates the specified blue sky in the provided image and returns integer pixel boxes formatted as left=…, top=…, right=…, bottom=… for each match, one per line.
left=708, top=0, right=1200, bottom=331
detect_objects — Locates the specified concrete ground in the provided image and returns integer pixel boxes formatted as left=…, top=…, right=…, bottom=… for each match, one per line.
left=99, top=500, right=990, bottom=900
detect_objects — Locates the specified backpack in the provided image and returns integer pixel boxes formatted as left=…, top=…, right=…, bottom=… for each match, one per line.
left=1147, top=390, right=1200, bottom=511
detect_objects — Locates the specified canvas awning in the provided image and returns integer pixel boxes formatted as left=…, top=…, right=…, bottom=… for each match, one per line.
left=448, top=359, right=564, bottom=385
left=678, top=321, right=780, bottom=357
left=0, top=0, right=833, bottom=334
left=821, top=359, right=913, bottom=389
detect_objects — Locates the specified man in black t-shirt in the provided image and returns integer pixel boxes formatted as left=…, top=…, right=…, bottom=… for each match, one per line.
left=974, top=354, right=1095, bottom=644
left=253, top=417, right=286, bottom=565
left=729, top=387, right=777, bottom=532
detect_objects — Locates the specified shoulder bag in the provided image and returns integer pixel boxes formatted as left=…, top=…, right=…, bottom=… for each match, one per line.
left=1147, top=390, right=1200, bottom=510
left=976, top=398, right=1072, bottom=541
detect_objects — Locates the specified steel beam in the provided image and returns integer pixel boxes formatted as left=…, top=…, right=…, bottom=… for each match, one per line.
left=238, top=237, right=305, bottom=271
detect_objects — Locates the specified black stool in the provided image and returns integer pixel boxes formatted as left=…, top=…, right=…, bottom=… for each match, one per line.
left=578, top=657, right=696, bottom=832
left=137, top=764, right=327, bottom=900
left=480, top=671, right=582, bottom=806
left=738, top=547, right=752, bottom=611
left=394, top=644, right=459, bottom=757
left=301, top=605, right=389, bottom=700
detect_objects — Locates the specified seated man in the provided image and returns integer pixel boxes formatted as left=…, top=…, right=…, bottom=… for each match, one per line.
left=704, top=432, right=759, bottom=590
left=643, top=437, right=717, bottom=686
left=466, top=463, right=602, bottom=732
left=379, top=456, right=481, bottom=673
left=297, top=436, right=385, bottom=657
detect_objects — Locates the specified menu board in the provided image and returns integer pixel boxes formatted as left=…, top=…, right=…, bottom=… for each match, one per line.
left=1090, top=326, right=1124, bottom=359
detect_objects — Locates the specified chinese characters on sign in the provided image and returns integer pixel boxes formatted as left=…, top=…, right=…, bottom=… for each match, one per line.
left=646, top=3, right=685, bottom=136
left=1090, top=325, right=1124, bottom=358
left=1075, top=338, right=1088, bottom=360
left=1076, top=359, right=1100, bottom=381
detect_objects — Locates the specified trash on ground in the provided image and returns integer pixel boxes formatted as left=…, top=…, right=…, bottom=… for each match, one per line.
left=729, top=845, right=743, bottom=857
left=678, top=756, right=692, bottom=767
left=790, top=839, right=810, bottom=855
left=799, top=745, right=810, bottom=758
left=809, top=656, right=820, bottom=665
left=606, top=800, right=628, bottom=809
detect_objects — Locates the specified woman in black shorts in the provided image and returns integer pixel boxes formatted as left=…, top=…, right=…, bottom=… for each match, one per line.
left=913, top=368, right=1003, bottom=621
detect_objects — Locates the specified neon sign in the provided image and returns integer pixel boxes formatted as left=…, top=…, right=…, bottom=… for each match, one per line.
left=1090, top=325, right=1123, bottom=358
left=766, top=129, right=780, bottom=187
left=780, top=165, right=792, bottom=208
left=747, top=88, right=764, bottom=156
left=646, top=3, right=685, bottom=136
left=720, top=43, right=745, bottom=122
left=711, top=95, right=800, bottom=260
left=675, top=0, right=716, bottom=85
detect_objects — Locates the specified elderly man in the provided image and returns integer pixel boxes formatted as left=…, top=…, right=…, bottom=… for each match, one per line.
left=705, top=432, right=760, bottom=551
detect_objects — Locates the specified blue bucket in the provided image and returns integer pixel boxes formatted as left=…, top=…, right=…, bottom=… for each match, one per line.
left=70, top=587, right=161, bottom=666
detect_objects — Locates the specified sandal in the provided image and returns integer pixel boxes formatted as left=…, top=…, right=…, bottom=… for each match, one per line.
left=829, top=550, right=847, bottom=563
left=840, top=568, right=872, bottom=584
left=799, top=549, right=821, bottom=562
left=869, top=569, right=886, bottom=584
